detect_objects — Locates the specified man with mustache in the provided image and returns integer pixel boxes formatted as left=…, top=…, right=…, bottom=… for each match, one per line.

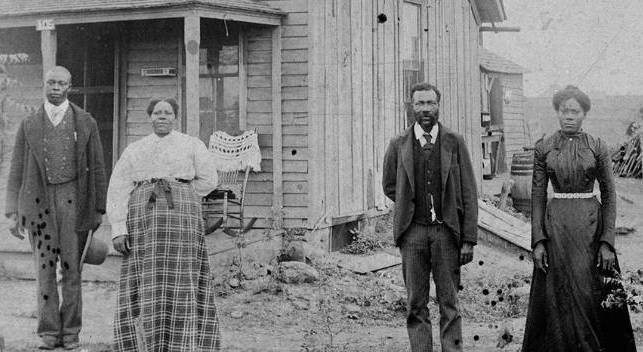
left=383, top=82, right=478, bottom=352
left=5, top=66, right=107, bottom=350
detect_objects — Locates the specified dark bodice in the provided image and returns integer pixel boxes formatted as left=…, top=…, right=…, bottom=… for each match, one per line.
left=543, top=132, right=602, bottom=193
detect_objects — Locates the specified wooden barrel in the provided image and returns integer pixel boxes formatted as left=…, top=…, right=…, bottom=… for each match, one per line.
left=510, top=151, right=534, bottom=215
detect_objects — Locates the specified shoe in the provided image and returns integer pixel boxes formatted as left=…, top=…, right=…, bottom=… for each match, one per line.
left=63, top=341, right=81, bottom=350
left=37, top=340, right=57, bottom=350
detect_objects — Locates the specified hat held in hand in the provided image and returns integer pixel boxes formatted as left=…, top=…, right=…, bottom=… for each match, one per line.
left=80, top=230, right=108, bottom=270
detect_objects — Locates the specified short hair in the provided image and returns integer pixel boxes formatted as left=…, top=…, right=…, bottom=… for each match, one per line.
left=410, top=82, right=441, bottom=103
left=552, top=85, right=590, bottom=113
left=146, top=98, right=179, bottom=116
left=45, top=66, right=72, bottom=83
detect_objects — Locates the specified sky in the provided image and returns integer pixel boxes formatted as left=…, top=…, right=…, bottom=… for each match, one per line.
left=483, top=0, right=643, bottom=97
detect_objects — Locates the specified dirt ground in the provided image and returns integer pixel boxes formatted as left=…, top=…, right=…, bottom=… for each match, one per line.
left=1, top=177, right=643, bottom=352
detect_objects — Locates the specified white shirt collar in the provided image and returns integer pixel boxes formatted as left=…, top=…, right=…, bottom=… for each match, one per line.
left=414, top=122, right=439, bottom=146
left=44, top=99, right=70, bottom=126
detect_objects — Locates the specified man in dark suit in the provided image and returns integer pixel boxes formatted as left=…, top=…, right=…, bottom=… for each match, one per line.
left=383, top=82, right=478, bottom=352
left=5, top=66, right=107, bottom=350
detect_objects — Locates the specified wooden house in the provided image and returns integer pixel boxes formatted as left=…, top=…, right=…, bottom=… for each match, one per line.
left=479, top=48, right=528, bottom=175
left=0, top=0, right=506, bottom=253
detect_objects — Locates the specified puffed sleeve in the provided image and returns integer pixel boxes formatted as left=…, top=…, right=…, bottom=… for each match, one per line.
left=106, top=148, right=135, bottom=239
left=595, top=138, right=616, bottom=249
left=531, top=141, right=549, bottom=248
left=192, top=138, right=218, bottom=197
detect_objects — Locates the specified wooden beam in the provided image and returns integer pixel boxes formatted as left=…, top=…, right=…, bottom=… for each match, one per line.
left=113, top=38, right=121, bottom=165
left=306, top=0, right=326, bottom=227
left=271, top=26, right=284, bottom=224
left=239, top=31, right=248, bottom=131
left=479, top=26, right=520, bottom=32
left=184, top=14, right=200, bottom=137
left=39, top=29, right=57, bottom=97
left=118, top=30, right=129, bottom=155
left=178, top=36, right=186, bottom=133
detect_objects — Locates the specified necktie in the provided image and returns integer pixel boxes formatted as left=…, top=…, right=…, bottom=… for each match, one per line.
left=423, top=133, right=432, bottom=146
left=50, top=106, right=65, bottom=126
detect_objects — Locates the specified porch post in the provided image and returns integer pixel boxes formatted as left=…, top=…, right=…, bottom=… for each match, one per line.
left=184, top=14, right=200, bottom=137
left=39, top=27, right=57, bottom=96
left=271, top=26, right=283, bottom=226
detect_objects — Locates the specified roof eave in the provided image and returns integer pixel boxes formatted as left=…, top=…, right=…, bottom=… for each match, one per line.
left=0, top=1, right=285, bottom=28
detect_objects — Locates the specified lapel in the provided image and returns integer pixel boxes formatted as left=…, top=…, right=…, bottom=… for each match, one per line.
left=70, top=103, right=90, bottom=155
left=400, top=126, right=416, bottom=195
left=23, top=106, right=46, bottom=172
left=439, top=123, right=454, bottom=191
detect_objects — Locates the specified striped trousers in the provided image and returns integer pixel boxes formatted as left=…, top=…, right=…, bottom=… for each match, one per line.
left=399, top=223, right=462, bottom=352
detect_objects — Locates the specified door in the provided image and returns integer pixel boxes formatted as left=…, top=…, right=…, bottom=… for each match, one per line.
left=57, top=23, right=116, bottom=178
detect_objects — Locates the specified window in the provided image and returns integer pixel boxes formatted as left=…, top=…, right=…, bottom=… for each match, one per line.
left=401, top=2, right=425, bottom=125
left=199, top=19, right=241, bottom=142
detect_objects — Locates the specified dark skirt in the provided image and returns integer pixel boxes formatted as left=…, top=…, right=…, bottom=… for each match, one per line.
left=522, top=197, right=636, bottom=352
left=113, top=181, right=221, bottom=351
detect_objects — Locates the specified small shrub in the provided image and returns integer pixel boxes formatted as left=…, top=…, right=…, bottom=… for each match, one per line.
left=340, top=228, right=384, bottom=255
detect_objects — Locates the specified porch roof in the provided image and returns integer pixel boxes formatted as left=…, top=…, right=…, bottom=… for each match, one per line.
left=0, top=0, right=285, bottom=28
left=472, top=0, right=507, bottom=23
left=480, top=48, right=528, bottom=74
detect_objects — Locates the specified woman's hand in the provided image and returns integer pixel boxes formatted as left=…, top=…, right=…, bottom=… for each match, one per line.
left=532, top=242, right=548, bottom=274
left=113, top=235, right=131, bottom=255
left=597, top=243, right=616, bottom=271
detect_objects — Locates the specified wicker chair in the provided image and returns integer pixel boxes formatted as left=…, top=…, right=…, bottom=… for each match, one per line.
left=202, top=129, right=261, bottom=236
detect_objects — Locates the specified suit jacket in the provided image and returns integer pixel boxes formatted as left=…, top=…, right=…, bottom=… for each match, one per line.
left=382, top=123, right=478, bottom=247
left=5, top=102, right=107, bottom=234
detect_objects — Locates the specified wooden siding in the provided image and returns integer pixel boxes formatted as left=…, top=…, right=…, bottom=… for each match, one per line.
left=125, top=21, right=181, bottom=147
left=308, top=0, right=483, bottom=227
left=308, top=0, right=404, bottom=226
left=426, top=0, right=482, bottom=187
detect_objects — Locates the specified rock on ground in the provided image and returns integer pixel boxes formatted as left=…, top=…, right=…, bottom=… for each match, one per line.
left=274, top=261, right=320, bottom=284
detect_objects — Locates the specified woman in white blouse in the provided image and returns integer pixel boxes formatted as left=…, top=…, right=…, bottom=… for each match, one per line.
left=107, top=98, right=221, bottom=351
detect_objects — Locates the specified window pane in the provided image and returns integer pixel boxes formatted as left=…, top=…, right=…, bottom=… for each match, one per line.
left=402, top=2, right=424, bottom=125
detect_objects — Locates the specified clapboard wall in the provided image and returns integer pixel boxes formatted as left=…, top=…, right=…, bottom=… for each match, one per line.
left=492, top=72, right=526, bottom=166
left=427, top=0, right=483, bottom=190
left=307, top=0, right=483, bottom=228
left=124, top=20, right=181, bottom=149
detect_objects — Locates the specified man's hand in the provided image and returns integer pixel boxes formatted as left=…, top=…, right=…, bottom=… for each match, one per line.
left=113, top=235, right=131, bottom=255
left=597, top=242, right=616, bottom=272
left=460, top=242, right=474, bottom=265
left=533, top=242, right=548, bottom=274
left=7, top=213, right=24, bottom=240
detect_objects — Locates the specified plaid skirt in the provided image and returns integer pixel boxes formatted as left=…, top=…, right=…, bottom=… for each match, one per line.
left=113, top=181, right=221, bottom=351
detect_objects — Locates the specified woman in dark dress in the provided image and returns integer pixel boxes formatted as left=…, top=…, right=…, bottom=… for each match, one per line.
left=522, top=85, right=636, bottom=352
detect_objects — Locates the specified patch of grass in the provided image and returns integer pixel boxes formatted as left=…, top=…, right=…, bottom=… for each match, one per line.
left=459, top=274, right=531, bottom=322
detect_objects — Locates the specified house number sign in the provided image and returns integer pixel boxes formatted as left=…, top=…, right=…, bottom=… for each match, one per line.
left=36, top=19, right=55, bottom=31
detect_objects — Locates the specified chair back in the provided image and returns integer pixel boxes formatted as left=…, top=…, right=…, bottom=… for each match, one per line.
left=208, top=130, right=261, bottom=193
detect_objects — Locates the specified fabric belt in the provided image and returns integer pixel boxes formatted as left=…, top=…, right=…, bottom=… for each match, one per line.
left=134, top=178, right=192, bottom=210
left=552, top=192, right=595, bottom=199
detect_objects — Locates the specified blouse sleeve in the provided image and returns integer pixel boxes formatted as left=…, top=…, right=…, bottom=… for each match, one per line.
left=192, top=138, right=218, bottom=197
left=531, top=141, right=549, bottom=248
left=595, top=138, right=617, bottom=249
left=106, top=148, right=135, bottom=239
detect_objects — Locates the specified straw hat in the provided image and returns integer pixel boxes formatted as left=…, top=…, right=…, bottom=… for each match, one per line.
left=80, top=230, right=108, bottom=271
